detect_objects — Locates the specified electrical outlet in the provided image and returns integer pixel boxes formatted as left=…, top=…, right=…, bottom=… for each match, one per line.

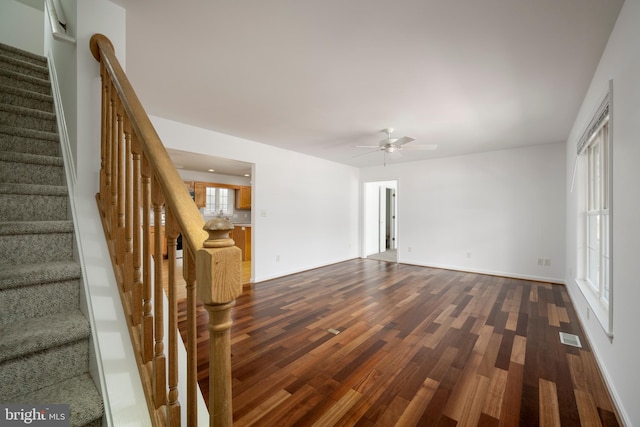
left=276, top=255, right=280, bottom=262
left=408, top=247, right=412, bottom=253
left=466, top=252, right=471, bottom=259
left=537, top=258, right=544, bottom=266
left=544, top=258, right=551, bottom=266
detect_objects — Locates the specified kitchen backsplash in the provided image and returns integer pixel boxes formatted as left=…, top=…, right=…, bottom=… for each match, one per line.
left=202, top=208, right=251, bottom=225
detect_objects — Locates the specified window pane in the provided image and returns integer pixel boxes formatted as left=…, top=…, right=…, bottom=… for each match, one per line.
left=206, top=187, right=216, bottom=212
left=602, top=214, right=609, bottom=257
left=588, top=247, right=599, bottom=289
left=587, top=215, right=599, bottom=250
left=594, top=141, right=601, bottom=210
left=219, top=188, right=229, bottom=212
left=602, top=254, right=610, bottom=303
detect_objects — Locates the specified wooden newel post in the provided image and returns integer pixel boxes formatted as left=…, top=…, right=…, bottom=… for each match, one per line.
left=196, top=218, right=243, bottom=427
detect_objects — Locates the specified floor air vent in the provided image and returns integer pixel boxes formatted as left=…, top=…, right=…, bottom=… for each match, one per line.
left=328, top=328, right=341, bottom=335
left=559, top=332, right=582, bottom=348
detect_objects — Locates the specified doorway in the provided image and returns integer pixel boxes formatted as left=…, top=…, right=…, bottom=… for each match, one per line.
left=364, top=180, right=398, bottom=262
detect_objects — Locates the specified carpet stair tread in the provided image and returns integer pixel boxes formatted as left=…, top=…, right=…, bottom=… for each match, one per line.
left=0, top=310, right=89, bottom=363
left=0, top=220, right=73, bottom=237
left=0, top=124, right=59, bottom=142
left=0, top=67, right=51, bottom=94
left=0, top=182, right=67, bottom=196
left=0, top=42, right=47, bottom=67
left=0, top=260, right=80, bottom=290
left=0, top=150, right=62, bottom=167
left=10, top=373, right=103, bottom=427
left=0, top=53, right=49, bottom=79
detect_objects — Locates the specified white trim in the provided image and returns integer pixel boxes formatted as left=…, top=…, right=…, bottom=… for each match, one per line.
left=47, top=51, right=75, bottom=186
left=44, top=0, right=75, bottom=44
left=574, top=278, right=613, bottom=338
left=577, top=93, right=609, bottom=155
left=395, top=260, right=566, bottom=285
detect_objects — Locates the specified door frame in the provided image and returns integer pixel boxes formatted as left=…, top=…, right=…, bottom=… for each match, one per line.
left=363, top=180, right=398, bottom=257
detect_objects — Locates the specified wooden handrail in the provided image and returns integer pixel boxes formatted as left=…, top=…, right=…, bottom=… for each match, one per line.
left=90, top=34, right=242, bottom=426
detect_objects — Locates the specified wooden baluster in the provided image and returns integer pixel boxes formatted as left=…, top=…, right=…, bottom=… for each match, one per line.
left=183, top=247, right=198, bottom=426
left=123, top=117, right=133, bottom=293
left=196, top=218, right=243, bottom=427
left=131, top=134, right=142, bottom=326
left=152, top=175, right=167, bottom=408
left=165, top=207, right=181, bottom=426
left=110, top=82, right=118, bottom=242
left=104, top=79, right=114, bottom=236
left=116, top=101, right=126, bottom=270
left=141, top=154, right=153, bottom=363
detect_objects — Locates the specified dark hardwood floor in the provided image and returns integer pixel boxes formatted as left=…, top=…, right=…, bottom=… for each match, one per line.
left=175, top=258, right=620, bottom=426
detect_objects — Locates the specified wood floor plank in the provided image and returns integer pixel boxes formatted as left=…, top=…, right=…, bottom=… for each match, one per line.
left=394, top=377, right=440, bottom=426
left=162, top=258, right=620, bottom=426
left=310, top=389, right=362, bottom=427
left=482, top=367, right=508, bottom=419
left=539, top=378, right=561, bottom=427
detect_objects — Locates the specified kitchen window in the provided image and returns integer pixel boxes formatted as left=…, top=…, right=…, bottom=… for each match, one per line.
left=205, top=187, right=233, bottom=216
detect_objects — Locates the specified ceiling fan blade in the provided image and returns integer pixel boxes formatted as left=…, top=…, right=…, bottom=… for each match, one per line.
left=352, top=149, right=382, bottom=158
left=355, top=145, right=382, bottom=148
left=401, top=144, right=438, bottom=150
left=394, top=136, right=416, bottom=146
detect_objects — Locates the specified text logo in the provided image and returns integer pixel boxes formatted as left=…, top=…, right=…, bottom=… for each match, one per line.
left=0, top=404, right=69, bottom=426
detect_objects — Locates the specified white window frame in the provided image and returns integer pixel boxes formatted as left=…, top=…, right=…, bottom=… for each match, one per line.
left=575, top=87, right=613, bottom=338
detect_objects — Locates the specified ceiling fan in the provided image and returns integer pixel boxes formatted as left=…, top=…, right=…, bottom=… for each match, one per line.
left=354, top=128, right=437, bottom=164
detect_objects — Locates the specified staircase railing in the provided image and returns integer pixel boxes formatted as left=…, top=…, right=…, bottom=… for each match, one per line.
left=89, top=34, right=242, bottom=426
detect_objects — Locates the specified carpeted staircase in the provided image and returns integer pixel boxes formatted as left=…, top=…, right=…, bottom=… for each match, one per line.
left=0, top=43, right=104, bottom=426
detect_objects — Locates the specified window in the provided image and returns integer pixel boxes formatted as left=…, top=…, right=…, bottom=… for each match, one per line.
left=575, top=88, right=612, bottom=337
left=205, top=187, right=233, bottom=216
left=585, top=122, right=609, bottom=303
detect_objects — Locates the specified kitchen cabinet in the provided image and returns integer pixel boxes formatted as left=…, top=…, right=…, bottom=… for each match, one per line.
left=194, top=182, right=206, bottom=208
left=236, top=186, right=251, bottom=210
left=230, top=225, right=251, bottom=261
left=149, top=225, right=167, bottom=258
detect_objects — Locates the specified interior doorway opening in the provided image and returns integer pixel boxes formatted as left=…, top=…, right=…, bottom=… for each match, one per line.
left=364, top=180, right=398, bottom=263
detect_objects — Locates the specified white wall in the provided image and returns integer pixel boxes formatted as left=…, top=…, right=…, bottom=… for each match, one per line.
left=565, top=1, right=640, bottom=424
left=0, top=0, right=44, bottom=55
left=151, top=115, right=360, bottom=283
left=361, top=143, right=566, bottom=283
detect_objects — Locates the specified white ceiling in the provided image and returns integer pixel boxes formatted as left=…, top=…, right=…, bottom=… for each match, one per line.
left=121, top=0, right=623, bottom=172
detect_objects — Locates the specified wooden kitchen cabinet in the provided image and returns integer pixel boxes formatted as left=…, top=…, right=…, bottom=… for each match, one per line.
left=194, top=181, right=206, bottom=208
left=149, top=225, right=167, bottom=258
left=236, top=186, right=251, bottom=209
left=230, top=225, right=251, bottom=261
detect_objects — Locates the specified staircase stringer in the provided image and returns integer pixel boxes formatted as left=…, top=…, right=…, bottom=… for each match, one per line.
left=47, top=49, right=113, bottom=427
